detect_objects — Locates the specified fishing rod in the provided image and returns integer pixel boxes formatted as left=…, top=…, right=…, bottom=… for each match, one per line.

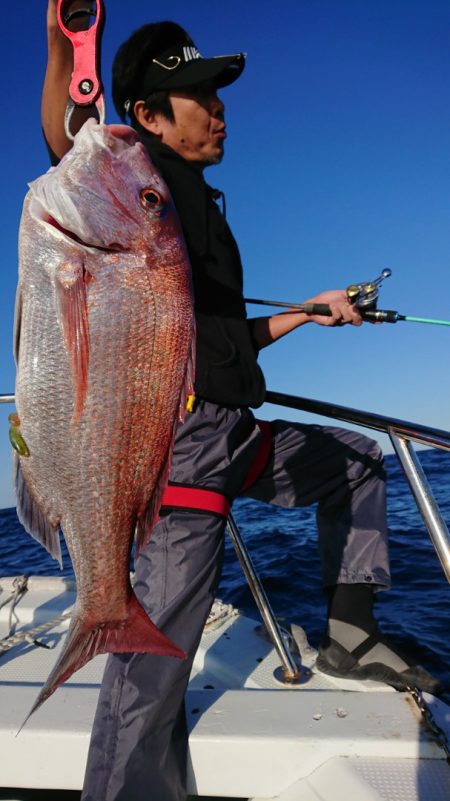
left=245, top=268, right=450, bottom=327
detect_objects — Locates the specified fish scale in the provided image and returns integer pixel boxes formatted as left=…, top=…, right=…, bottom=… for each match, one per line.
left=13, top=119, right=195, bottom=724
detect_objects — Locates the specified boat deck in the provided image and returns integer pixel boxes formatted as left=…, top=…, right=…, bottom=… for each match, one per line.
left=1, top=576, right=449, bottom=801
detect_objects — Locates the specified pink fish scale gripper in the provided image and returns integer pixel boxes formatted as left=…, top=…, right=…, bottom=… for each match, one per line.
left=57, top=0, right=106, bottom=139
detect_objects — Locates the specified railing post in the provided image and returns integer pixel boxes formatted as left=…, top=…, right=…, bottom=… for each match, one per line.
left=388, top=430, right=450, bottom=584
left=226, top=512, right=311, bottom=685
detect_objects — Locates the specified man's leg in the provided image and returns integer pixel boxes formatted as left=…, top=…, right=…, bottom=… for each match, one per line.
left=81, top=401, right=262, bottom=801
left=245, top=420, right=440, bottom=693
left=81, top=509, right=226, bottom=801
left=246, top=421, right=389, bottom=585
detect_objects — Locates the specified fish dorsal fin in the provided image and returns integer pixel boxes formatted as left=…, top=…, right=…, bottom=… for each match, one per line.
left=136, top=325, right=196, bottom=553
left=14, top=455, right=62, bottom=567
left=178, top=325, right=196, bottom=423
left=55, top=258, right=90, bottom=424
left=135, top=444, right=172, bottom=555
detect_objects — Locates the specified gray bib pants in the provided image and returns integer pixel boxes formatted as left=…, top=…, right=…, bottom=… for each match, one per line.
left=81, top=400, right=388, bottom=801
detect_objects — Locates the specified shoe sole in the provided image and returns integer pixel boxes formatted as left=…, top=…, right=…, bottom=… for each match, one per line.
left=316, top=655, right=442, bottom=694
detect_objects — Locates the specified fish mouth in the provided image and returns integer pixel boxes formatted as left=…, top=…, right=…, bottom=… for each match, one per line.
left=46, top=215, right=126, bottom=253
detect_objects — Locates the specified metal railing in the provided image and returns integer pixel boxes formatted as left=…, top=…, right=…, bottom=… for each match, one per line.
left=2, top=390, right=450, bottom=684
left=229, top=390, right=450, bottom=682
left=265, top=390, right=450, bottom=584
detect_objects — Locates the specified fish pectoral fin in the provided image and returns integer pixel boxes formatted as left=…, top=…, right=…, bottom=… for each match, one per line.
left=14, top=455, right=63, bottom=567
left=55, top=257, right=90, bottom=424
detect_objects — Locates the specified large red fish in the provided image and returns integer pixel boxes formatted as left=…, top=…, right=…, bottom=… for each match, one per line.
left=13, top=120, right=194, bottom=718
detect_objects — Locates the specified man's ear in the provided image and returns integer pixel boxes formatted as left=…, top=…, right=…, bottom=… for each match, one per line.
left=134, top=101, right=163, bottom=136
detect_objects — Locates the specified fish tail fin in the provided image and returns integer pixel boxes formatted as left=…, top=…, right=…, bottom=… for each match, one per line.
left=19, top=593, right=185, bottom=731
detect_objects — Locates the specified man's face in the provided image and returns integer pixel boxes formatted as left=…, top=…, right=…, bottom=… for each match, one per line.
left=156, top=84, right=226, bottom=166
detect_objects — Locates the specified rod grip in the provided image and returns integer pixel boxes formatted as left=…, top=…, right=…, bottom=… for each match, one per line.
left=301, top=303, right=332, bottom=316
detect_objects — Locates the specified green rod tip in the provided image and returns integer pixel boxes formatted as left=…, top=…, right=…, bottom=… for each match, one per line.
left=404, top=316, right=450, bottom=326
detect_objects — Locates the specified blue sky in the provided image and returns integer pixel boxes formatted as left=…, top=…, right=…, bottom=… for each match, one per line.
left=1, top=0, right=450, bottom=507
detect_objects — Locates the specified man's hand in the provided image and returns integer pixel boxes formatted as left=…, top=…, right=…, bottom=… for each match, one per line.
left=43, top=1, right=98, bottom=160
left=304, top=289, right=362, bottom=327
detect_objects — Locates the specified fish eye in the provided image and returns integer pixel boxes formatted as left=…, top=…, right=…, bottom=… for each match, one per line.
left=140, top=187, right=164, bottom=210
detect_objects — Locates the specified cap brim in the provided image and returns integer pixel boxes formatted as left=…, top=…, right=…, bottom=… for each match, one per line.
left=156, top=53, right=245, bottom=91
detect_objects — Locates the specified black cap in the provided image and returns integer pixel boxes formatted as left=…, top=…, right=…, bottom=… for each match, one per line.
left=125, top=43, right=245, bottom=112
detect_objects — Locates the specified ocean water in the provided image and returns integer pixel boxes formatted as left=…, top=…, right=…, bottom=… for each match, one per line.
left=0, top=449, right=449, bottom=693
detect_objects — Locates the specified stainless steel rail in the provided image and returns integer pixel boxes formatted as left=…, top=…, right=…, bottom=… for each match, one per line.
left=389, top=432, right=450, bottom=582
left=227, top=513, right=310, bottom=684
left=265, top=390, right=450, bottom=451
left=265, top=390, right=450, bottom=584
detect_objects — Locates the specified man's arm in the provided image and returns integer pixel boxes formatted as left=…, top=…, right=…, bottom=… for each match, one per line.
left=42, top=1, right=96, bottom=160
left=250, top=289, right=362, bottom=350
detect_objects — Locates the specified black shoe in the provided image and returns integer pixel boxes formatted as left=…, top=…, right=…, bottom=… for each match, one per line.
left=316, top=630, right=443, bottom=695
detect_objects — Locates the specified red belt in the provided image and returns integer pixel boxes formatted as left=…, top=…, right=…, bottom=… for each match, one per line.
left=159, top=419, right=272, bottom=519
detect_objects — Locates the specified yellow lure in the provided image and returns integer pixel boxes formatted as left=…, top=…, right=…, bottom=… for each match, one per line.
left=8, top=412, right=30, bottom=457
left=186, top=394, right=196, bottom=413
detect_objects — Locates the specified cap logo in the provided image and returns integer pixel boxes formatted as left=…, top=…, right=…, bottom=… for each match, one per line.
left=183, top=46, right=202, bottom=62
left=152, top=55, right=182, bottom=71
left=152, top=46, right=203, bottom=73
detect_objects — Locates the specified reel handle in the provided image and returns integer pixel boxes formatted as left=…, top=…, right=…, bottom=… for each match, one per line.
left=346, top=268, right=392, bottom=309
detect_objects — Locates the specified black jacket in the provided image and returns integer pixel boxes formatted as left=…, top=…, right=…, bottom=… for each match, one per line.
left=142, top=135, right=266, bottom=409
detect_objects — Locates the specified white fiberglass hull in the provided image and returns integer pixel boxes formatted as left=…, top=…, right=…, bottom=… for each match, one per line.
left=0, top=576, right=449, bottom=801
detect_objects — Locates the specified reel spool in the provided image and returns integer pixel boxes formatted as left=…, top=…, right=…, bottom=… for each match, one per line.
left=346, top=268, right=392, bottom=310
